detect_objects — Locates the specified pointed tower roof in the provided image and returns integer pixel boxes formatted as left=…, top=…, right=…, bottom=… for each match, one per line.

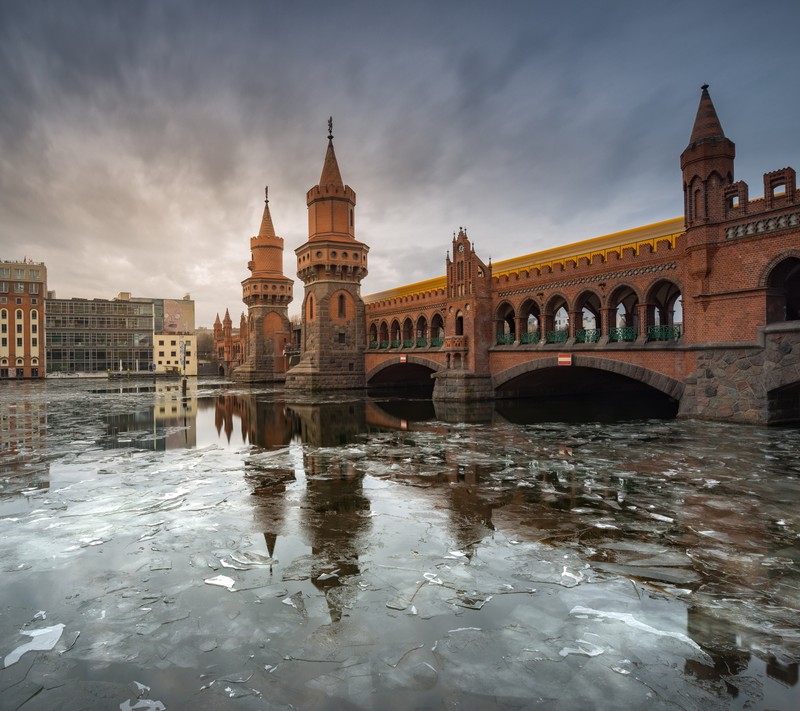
left=688, top=84, right=726, bottom=145
left=258, top=186, right=277, bottom=239
left=214, top=313, right=221, bottom=325
left=319, top=116, right=344, bottom=187
left=223, top=308, right=231, bottom=324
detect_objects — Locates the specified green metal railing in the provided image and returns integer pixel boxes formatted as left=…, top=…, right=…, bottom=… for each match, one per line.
left=575, top=328, right=601, bottom=343
left=545, top=329, right=569, bottom=344
left=403, top=339, right=414, bottom=348
left=431, top=337, right=443, bottom=347
left=496, top=333, right=515, bottom=345
left=646, top=324, right=682, bottom=342
left=369, top=341, right=378, bottom=350
left=379, top=340, right=389, bottom=349
left=416, top=338, right=428, bottom=347
left=520, top=331, right=540, bottom=344
left=608, top=327, right=636, bottom=342
left=390, top=340, right=401, bottom=349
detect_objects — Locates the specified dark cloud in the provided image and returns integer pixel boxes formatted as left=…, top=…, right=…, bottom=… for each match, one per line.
left=1, top=0, right=799, bottom=326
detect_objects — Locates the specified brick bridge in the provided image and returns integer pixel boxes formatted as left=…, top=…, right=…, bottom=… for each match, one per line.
left=362, top=88, right=800, bottom=424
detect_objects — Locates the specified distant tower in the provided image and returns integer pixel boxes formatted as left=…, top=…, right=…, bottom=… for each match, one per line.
left=681, top=84, right=736, bottom=281
left=285, top=118, right=369, bottom=390
left=233, top=187, right=294, bottom=382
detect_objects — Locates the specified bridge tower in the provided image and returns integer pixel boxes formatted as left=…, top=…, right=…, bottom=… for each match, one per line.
left=285, top=118, right=369, bottom=390
left=233, top=188, right=294, bottom=382
left=681, top=84, right=736, bottom=284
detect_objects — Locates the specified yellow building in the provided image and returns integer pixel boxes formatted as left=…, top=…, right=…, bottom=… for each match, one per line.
left=153, top=333, right=197, bottom=376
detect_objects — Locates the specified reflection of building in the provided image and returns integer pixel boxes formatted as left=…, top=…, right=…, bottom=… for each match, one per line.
left=0, top=391, right=50, bottom=509
left=102, top=380, right=197, bottom=449
left=45, top=292, right=195, bottom=375
left=0, top=259, right=47, bottom=379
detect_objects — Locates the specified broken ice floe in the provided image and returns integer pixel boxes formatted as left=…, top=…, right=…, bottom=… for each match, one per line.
left=4, top=623, right=65, bottom=667
left=204, top=574, right=236, bottom=591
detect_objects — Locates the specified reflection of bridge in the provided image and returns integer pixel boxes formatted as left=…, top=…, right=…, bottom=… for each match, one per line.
left=363, top=88, right=800, bottom=424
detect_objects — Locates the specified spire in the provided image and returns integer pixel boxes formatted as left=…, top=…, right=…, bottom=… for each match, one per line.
left=214, top=313, right=221, bottom=325
left=688, top=84, right=726, bottom=145
left=319, top=116, right=344, bottom=187
left=223, top=308, right=231, bottom=324
left=258, top=185, right=277, bottom=239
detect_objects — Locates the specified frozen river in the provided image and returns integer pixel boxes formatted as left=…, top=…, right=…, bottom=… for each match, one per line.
left=1, top=378, right=798, bottom=710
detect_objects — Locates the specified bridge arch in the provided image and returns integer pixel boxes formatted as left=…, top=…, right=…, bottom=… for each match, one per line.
left=493, top=355, right=684, bottom=400
left=645, top=278, right=683, bottom=332
left=366, top=355, right=441, bottom=393
left=762, top=251, right=800, bottom=323
left=496, top=301, right=516, bottom=342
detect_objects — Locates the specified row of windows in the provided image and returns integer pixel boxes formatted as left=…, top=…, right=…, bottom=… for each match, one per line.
left=46, top=302, right=152, bottom=316
left=0, top=267, right=41, bottom=279
left=0, top=282, right=40, bottom=294
left=46, top=316, right=151, bottom=330
left=0, top=324, right=38, bottom=334
left=1, top=309, right=39, bottom=320
left=46, top=333, right=152, bottom=347
left=0, top=297, right=38, bottom=306
left=0, top=337, right=37, bottom=348
left=157, top=350, right=192, bottom=358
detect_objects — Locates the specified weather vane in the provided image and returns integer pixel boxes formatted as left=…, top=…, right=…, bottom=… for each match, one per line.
left=265, top=185, right=269, bottom=204
left=328, top=116, right=333, bottom=140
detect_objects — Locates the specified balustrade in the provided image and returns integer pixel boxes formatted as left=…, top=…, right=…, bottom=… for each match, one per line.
left=545, top=329, right=569, bottom=344
left=575, top=328, right=601, bottom=343
left=646, top=324, right=682, bottom=342
left=608, top=327, right=636, bottom=343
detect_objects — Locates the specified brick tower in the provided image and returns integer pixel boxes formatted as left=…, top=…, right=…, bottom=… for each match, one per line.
left=285, top=118, right=369, bottom=390
left=233, top=187, right=294, bottom=382
left=680, top=84, right=736, bottom=286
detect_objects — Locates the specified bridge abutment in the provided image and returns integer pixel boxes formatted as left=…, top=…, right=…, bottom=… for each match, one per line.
left=680, top=324, right=800, bottom=424
left=431, top=370, right=495, bottom=403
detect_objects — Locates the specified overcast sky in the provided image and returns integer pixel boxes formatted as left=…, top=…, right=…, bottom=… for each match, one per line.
left=2, top=1, right=799, bottom=327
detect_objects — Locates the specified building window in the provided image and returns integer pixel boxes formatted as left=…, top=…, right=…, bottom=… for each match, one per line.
left=171, top=340, right=176, bottom=346
left=16, top=310, right=22, bottom=319
left=338, top=294, right=346, bottom=318
left=171, top=351, right=176, bottom=357
left=16, top=338, right=23, bottom=347
left=31, top=338, right=37, bottom=347
left=31, top=310, right=37, bottom=320
left=30, top=269, right=40, bottom=278
left=14, top=283, right=24, bottom=293
left=31, top=324, right=37, bottom=334
left=29, top=283, right=39, bottom=294
left=16, top=324, right=22, bottom=334
left=1, top=338, right=6, bottom=347
left=14, top=269, right=24, bottom=279
left=159, top=351, right=164, bottom=357
left=0, top=282, right=7, bottom=293
left=1, top=324, right=5, bottom=333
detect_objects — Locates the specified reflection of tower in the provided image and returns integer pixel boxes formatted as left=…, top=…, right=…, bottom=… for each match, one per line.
left=213, top=394, right=296, bottom=448
left=301, top=456, right=371, bottom=623
left=287, top=401, right=366, bottom=447
left=285, top=118, right=369, bottom=391
left=234, top=187, right=294, bottom=383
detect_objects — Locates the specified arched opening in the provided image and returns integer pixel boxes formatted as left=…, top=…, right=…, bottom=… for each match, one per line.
left=367, top=361, right=436, bottom=398
left=609, top=286, right=639, bottom=342
left=519, top=299, right=541, bottom=344
left=306, top=294, right=315, bottom=321
left=496, top=365, right=679, bottom=422
left=544, top=296, right=569, bottom=344
left=766, top=257, right=800, bottom=323
left=646, top=280, right=683, bottom=341
left=390, top=319, right=401, bottom=348
left=575, top=291, right=601, bottom=343
left=495, top=302, right=516, bottom=345
left=402, top=318, right=414, bottom=347
left=379, top=321, right=389, bottom=349
left=368, top=322, right=378, bottom=348
left=431, top=314, right=444, bottom=346
left=338, top=293, right=346, bottom=318
left=455, top=311, right=464, bottom=337
left=415, top=315, right=428, bottom=347
left=768, top=381, right=800, bottom=424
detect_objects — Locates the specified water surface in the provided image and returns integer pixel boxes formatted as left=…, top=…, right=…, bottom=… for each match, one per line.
left=0, top=378, right=798, bottom=710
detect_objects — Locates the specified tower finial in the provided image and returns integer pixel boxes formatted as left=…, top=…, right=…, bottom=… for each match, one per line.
left=328, top=116, right=333, bottom=140
left=265, top=185, right=269, bottom=204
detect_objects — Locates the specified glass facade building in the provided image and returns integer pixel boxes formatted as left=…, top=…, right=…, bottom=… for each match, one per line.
left=45, top=298, right=155, bottom=374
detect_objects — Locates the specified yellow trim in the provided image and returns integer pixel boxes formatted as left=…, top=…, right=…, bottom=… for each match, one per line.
left=363, top=217, right=685, bottom=304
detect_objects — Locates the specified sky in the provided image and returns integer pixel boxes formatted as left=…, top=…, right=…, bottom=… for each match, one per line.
left=2, top=0, right=799, bottom=327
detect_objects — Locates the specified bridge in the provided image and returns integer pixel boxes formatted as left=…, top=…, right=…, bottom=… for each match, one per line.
left=362, top=87, right=800, bottom=425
